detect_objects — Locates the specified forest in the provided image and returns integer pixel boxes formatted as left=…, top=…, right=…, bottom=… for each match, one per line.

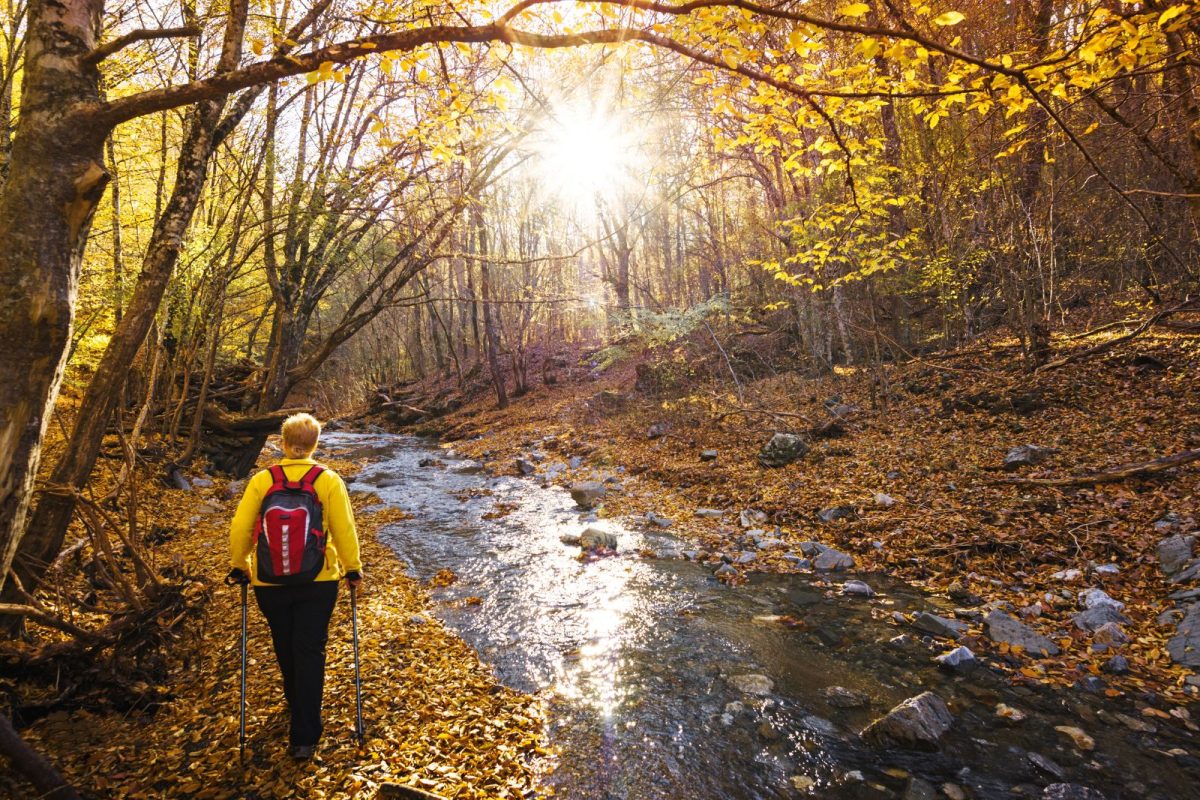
left=0, top=0, right=1199, bottom=797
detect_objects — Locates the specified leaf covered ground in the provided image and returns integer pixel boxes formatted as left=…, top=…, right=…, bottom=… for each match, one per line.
left=3, top=452, right=547, bottom=800
left=421, top=326, right=1200, bottom=710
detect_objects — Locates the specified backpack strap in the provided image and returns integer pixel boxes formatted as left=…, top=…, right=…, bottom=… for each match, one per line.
left=267, top=465, right=288, bottom=492
left=299, top=465, right=325, bottom=497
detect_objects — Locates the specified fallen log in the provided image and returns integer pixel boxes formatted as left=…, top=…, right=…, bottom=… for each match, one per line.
left=994, top=448, right=1200, bottom=487
left=0, top=714, right=81, bottom=799
left=1039, top=300, right=1199, bottom=371
left=201, top=405, right=312, bottom=434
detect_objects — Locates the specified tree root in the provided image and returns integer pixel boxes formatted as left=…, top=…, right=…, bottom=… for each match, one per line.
left=994, top=448, right=1200, bottom=487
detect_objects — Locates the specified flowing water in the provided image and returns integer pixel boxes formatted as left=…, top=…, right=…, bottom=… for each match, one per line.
left=320, top=432, right=1199, bottom=800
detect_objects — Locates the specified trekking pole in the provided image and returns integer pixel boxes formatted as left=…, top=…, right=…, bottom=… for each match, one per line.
left=226, top=572, right=249, bottom=762
left=350, top=582, right=365, bottom=746
left=239, top=582, right=248, bottom=761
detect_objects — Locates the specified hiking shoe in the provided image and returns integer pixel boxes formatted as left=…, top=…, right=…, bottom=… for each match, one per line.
left=290, top=745, right=315, bottom=760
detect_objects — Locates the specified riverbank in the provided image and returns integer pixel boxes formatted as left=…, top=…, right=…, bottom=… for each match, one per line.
left=401, top=328, right=1200, bottom=708
left=3, top=449, right=546, bottom=800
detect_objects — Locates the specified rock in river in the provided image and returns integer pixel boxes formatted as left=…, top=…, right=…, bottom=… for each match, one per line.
left=842, top=580, right=874, bottom=597
left=985, top=610, right=1060, bottom=656
left=569, top=481, right=607, bottom=509
left=759, top=432, right=808, bottom=468
left=911, top=611, right=967, bottom=640
left=935, top=646, right=977, bottom=673
left=1042, top=784, right=1107, bottom=800
left=860, top=692, right=952, bottom=750
left=728, top=674, right=774, bottom=696
left=579, top=527, right=618, bottom=552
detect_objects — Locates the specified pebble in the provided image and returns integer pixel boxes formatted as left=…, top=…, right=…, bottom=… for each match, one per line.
left=842, top=580, right=875, bottom=597
left=935, top=646, right=978, bottom=673
left=874, top=492, right=897, bottom=507
left=995, top=703, right=1026, bottom=722
left=714, top=564, right=738, bottom=578
left=1094, top=563, right=1120, bottom=575
left=1078, top=588, right=1124, bottom=611
left=728, top=674, right=774, bottom=695
left=1101, top=655, right=1130, bottom=674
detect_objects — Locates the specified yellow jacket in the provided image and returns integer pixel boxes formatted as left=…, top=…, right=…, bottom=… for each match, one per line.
left=229, top=458, right=362, bottom=586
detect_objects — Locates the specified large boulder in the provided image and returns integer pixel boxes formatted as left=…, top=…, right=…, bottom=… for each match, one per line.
left=1167, top=603, right=1200, bottom=667
left=985, top=610, right=1060, bottom=656
left=860, top=692, right=952, bottom=750
left=759, top=432, right=809, bottom=468
left=569, top=481, right=607, bottom=509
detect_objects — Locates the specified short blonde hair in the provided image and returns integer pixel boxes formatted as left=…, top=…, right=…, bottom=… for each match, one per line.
left=281, top=413, right=321, bottom=458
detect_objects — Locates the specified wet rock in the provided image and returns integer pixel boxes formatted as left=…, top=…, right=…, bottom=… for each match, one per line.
left=935, top=646, right=978, bottom=673
left=823, top=685, right=869, bottom=709
left=873, top=492, right=897, bottom=508
left=783, top=555, right=811, bottom=569
left=860, top=692, right=952, bottom=750
left=1157, top=534, right=1195, bottom=577
left=800, top=715, right=837, bottom=735
left=813, top=548, right=855, bottom=571
left=903, top=778, right=937, bottom=800
left=912, top=612, right=967, bottom=640
left=682, top=550, right=701, bottom=561
left=1003, top=444, right=1056, bottom=471
left=559, top=533, right=582, bottom=546
left=453, top=459, right=486, bottom=474
left=889, top=634, right=912, bottom=648
left=569, top=481, right=607, bottom=509
left=579, top=527, right=618, bottom=551
left=985, top=610, right=1060, bottom=656
left=645, top=511, right=674, bottom=529
left=647, top=422, right=670, bottom=439
left=1054, top=725, right=1094, bottom=751
left=1028, top=752, right=1066, bottom=780
left=699, top=449, right=719, bottom=462
left=714, top=563, right=738, bottom=578
left=995, top=703, right=1026, bottom=723
left=516, top=457, right=537, bottom=476
left=1042, top=784, right=1107, bottom=800
left=728, top=674, right=773, bottom=695
left=842, top=580, right=874, bottom=597
left=568, top=456, right=584, bottom=469
left=941, top=784, right=967, bottom=800
left=418, top=457, right=444, bottom=468
left=756, top=721, right=781, bottom=740
left=1073, top=604, right=1129, bottom=633
left=759, top=432, right=809, bottom=468
left=817, top=505, right=856, bottom=523
left=1167, top=603, right=1200, bottom=667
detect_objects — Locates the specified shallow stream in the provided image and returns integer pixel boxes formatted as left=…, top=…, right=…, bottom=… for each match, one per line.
left=320, top=432, right=1199, bottom=800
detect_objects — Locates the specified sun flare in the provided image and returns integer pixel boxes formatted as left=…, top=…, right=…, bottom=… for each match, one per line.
left=534, top=99, right=641, bottom=208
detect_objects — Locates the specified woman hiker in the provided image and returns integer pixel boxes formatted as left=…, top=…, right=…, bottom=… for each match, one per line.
left=227, top=413, right=363, bottom=760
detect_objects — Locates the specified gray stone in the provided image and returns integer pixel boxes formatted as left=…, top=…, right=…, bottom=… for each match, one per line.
left=783, top=555, right=811, bottom=568
left=568, top=456, right=584, bottom=469
left=1169, top=587, right=1200, bottom=602
left=860, top=692, right=952, bottom=750
left=223, top=480, right=245, bottom=500
left=798, top=541, right=828, bottom=556
left=1093, top=563, right=1119, bottom=575
left=754, top=537, right=787, bottom=550
left=714, top=563, right=738, bottom=578
left=728, top=674, right=774, bottom=695
left=739, top=508, right=768, bottom=528
left=1078, top=588, right=1124, bottom=611
left=682, top=550, right=701, bottom=561
left=454, top=459, right=487, bottom=474
left=800, top=715, right=837, bottom=735
left=516, top=457, right=537, bottom=476
left=579, top=527, right=618, bottom=552
left=759, top=432, right=809, bottom=468
left=1042, top=784, right=1107, bottom=800
left=911, top=612, right=967, bottom=640
left=1157, top=535, right=1195, bottom=576
left=817, top=505, right=856, bottom=523
left=191, top=476, right=214, bottom=488
left=570, top=481, right=607, bottom=509
left=559, top=533, right=582, bottom=546
left=647, top=422, right=670, bottom=439
left=735, top=551, right=758, bottom=565
left=823, top=685, right=869, bottom=709
left=1167, top=603, right=1200, bottom=667
left=842, top=580, right=874, bottom=597
left=645, top=512, right=674, bottom=529
left=1028, top=753, right=1067, bottom=780
left=873, top=493, right=897, bottom=508
left=196, top=503, right=218, bottom=515
left=699, top=449, right=719, bottom=462
left=813, top=548, right=855, bottom=571
left=1101, top=655, right=1129, bottom=675
left=1072, top=604, right=1129, bottom=633
left=985, top=610, right=1060, bottom=656
left=1091, top=621, right=1129, bottom=647
left=695, top=508, right=725, bottom=518
left=904, top=778, right=938, bottom=800
left=935, top=646, right=978, bottom=673
left=1170, top=559, right=1200, bottom=584
left=1003, top=443, right=1056, bottom=471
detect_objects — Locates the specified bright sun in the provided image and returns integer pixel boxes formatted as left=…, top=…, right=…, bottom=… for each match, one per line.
left=535, top=99, right=639, bottom=208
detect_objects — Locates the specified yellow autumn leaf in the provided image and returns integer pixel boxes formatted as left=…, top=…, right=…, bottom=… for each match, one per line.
left=1158, top=4, right=1187, bottom=26
left=837, top=3, right=871, bottom=18
left=933, top=10, right=965, bottom=26
left=250, top=38, right=265, bottom=56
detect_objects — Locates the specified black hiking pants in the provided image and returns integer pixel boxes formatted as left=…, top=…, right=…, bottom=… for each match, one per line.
left=254, top=580, right=339, bottom=746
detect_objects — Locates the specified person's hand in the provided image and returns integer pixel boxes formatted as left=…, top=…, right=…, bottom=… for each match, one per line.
left=225, top=567, right=251, bottom=586
left=346, top=570, right=364, bottom=590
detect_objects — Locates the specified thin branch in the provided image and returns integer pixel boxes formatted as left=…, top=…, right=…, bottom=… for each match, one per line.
left=81, top=25, right=201, bottom=67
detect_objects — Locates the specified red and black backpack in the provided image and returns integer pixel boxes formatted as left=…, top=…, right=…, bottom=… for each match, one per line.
left=254, top=465, right=327, bottom=584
